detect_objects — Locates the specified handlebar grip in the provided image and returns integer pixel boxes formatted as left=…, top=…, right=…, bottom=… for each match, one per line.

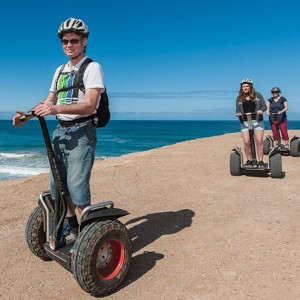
left=20, top=116, right=28, bottom=122
left=19, top=111, right=35, bottom=122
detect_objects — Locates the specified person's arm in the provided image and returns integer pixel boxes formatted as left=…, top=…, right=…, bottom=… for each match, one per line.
left=34, top=88, right=100, bottom=117
left=257, top=93, right=267, bottom=114
left=278, top=98, right=288, bottom=114
left=236, top=97, right=242, bottom=117
left=266, top=100, right=270, bottom=116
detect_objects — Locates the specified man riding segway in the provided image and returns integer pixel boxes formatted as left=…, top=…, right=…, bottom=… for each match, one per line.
left=13, top=18, right=132, bottom=297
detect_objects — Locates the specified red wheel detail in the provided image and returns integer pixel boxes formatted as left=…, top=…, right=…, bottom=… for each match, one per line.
left=95, top=238, right=125, bottom=280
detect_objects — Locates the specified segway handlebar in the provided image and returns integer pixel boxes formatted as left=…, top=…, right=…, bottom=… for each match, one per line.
left=19, top=110, right=37, bottom=120
left=237, top=112, right=259, bottom=124
left=271, top=112, right=279, bottom=122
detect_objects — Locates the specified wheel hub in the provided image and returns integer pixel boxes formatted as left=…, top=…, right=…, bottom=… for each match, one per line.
left=96, top=242, right=113, bottom=269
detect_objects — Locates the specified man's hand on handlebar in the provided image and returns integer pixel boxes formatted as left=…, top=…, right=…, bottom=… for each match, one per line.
left=34, top=101, right=58, bottom=117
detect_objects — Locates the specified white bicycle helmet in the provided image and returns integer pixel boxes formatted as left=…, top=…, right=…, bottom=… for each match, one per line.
left=271, top=87, right=281, bottom=93
left=58, top=18, right=89, bottom=38
left=240, top=78, right=254, bottom=85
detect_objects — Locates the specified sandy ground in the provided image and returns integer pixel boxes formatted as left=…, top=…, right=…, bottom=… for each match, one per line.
left=0, top=130, right=300, bottom=300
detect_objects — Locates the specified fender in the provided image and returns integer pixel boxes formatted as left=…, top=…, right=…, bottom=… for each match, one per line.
left=38, top=190, right=55, bottom=241
left=290, top=135, right=299, bottom=142
left=80, top=208, right=129, bottom=231
left=232, top=146, right=244, bottom=167
left=269, top=147, right=280, bottom=157
left=265, top=135, right=274, bottom=145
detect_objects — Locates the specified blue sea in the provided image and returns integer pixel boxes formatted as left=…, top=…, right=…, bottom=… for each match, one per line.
left=1, top=119, right=300, bottom=180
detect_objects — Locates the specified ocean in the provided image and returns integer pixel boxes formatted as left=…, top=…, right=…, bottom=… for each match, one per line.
left=1, top=119, right=300, bottom=181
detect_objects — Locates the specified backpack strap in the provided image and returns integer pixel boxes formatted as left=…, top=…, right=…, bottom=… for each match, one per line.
left=72, top=57, right=93, bottom=96
left=54, top=57, right=93, bottom=95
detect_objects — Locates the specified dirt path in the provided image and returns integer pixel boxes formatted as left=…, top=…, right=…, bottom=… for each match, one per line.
left=0, top=130, right=300, bottom=300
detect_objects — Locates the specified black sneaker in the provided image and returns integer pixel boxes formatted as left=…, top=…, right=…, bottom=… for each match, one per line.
left=258, top=161, right=264, bottom=167
left=245, top=160, right=252, bottom=166
left=65, top=228, right=78, bottom=245
left=62, top=223, right=71, bottom=237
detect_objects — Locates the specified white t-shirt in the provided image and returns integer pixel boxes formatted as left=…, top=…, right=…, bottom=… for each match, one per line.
left=49, top=56, right=105, bottom=121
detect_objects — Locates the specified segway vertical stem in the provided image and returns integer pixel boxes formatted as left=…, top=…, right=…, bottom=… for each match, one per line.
left=272, top=113, right=281, bottom=146
left=246, top=113, right=257, bottom=164
left=37, top=116, right=67, bottom=249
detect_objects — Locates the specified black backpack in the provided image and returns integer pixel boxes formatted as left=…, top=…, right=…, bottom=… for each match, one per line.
left=55, top=57, right=110, bottom=127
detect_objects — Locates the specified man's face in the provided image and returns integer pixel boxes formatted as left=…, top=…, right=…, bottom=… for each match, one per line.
left=61, top=32, right=86, bottom=59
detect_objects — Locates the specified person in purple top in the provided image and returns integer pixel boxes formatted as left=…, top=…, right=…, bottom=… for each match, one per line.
left=266, top=87, right=289, bottom=147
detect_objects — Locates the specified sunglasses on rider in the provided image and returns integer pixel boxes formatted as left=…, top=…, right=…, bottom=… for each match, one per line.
left=61, top=39, right=80, bottom=45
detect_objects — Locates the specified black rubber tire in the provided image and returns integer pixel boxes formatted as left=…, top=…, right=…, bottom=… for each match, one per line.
left=263, top=139, right=271, bottom=155
left=25, top=206, right=51, bottom=261
left=290, top=139, right=300, bottom=157
left=270, top=153, right=282, bottom=178
left=230, top=152, right=242, bottom=176
left=71, top=220, right=132, bottom=297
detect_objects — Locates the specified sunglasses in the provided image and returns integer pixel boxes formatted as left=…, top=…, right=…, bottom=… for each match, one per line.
left=61, top=39, right=80, bottom=45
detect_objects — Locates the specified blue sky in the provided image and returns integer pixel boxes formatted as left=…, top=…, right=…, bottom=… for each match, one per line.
left=1, top=0, right=300, bottom=120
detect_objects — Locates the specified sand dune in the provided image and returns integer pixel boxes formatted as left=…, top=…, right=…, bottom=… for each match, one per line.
left=0, top=130, right=300, bottom=300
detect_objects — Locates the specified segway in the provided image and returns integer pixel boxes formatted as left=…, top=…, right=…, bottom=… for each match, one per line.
left=23, top=112, right=132, bottom=297
left=263, top=113, right=300, bottom=156
left=230, top=112, right=282, bottom=178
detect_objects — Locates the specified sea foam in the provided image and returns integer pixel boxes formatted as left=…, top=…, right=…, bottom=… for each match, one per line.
left=0, top=152, right=42, bottom=159
left=0, top=166, right=49, bottom=176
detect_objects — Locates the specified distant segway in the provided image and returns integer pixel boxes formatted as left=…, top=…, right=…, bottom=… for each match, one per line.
left=263, top=113, right=300, bottom=156
left=230, top=112, right=282, bottom=178
left=23, top=112, right=132, bottom=297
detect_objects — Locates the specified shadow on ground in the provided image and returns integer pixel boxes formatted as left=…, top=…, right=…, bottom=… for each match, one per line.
left=243, top=170, right=286, bottom=178
left=121, top=251, right=165, bottom=288
left=117, top=209, right=195, bottom=291
left=125, top=208, right=195, bottom=253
